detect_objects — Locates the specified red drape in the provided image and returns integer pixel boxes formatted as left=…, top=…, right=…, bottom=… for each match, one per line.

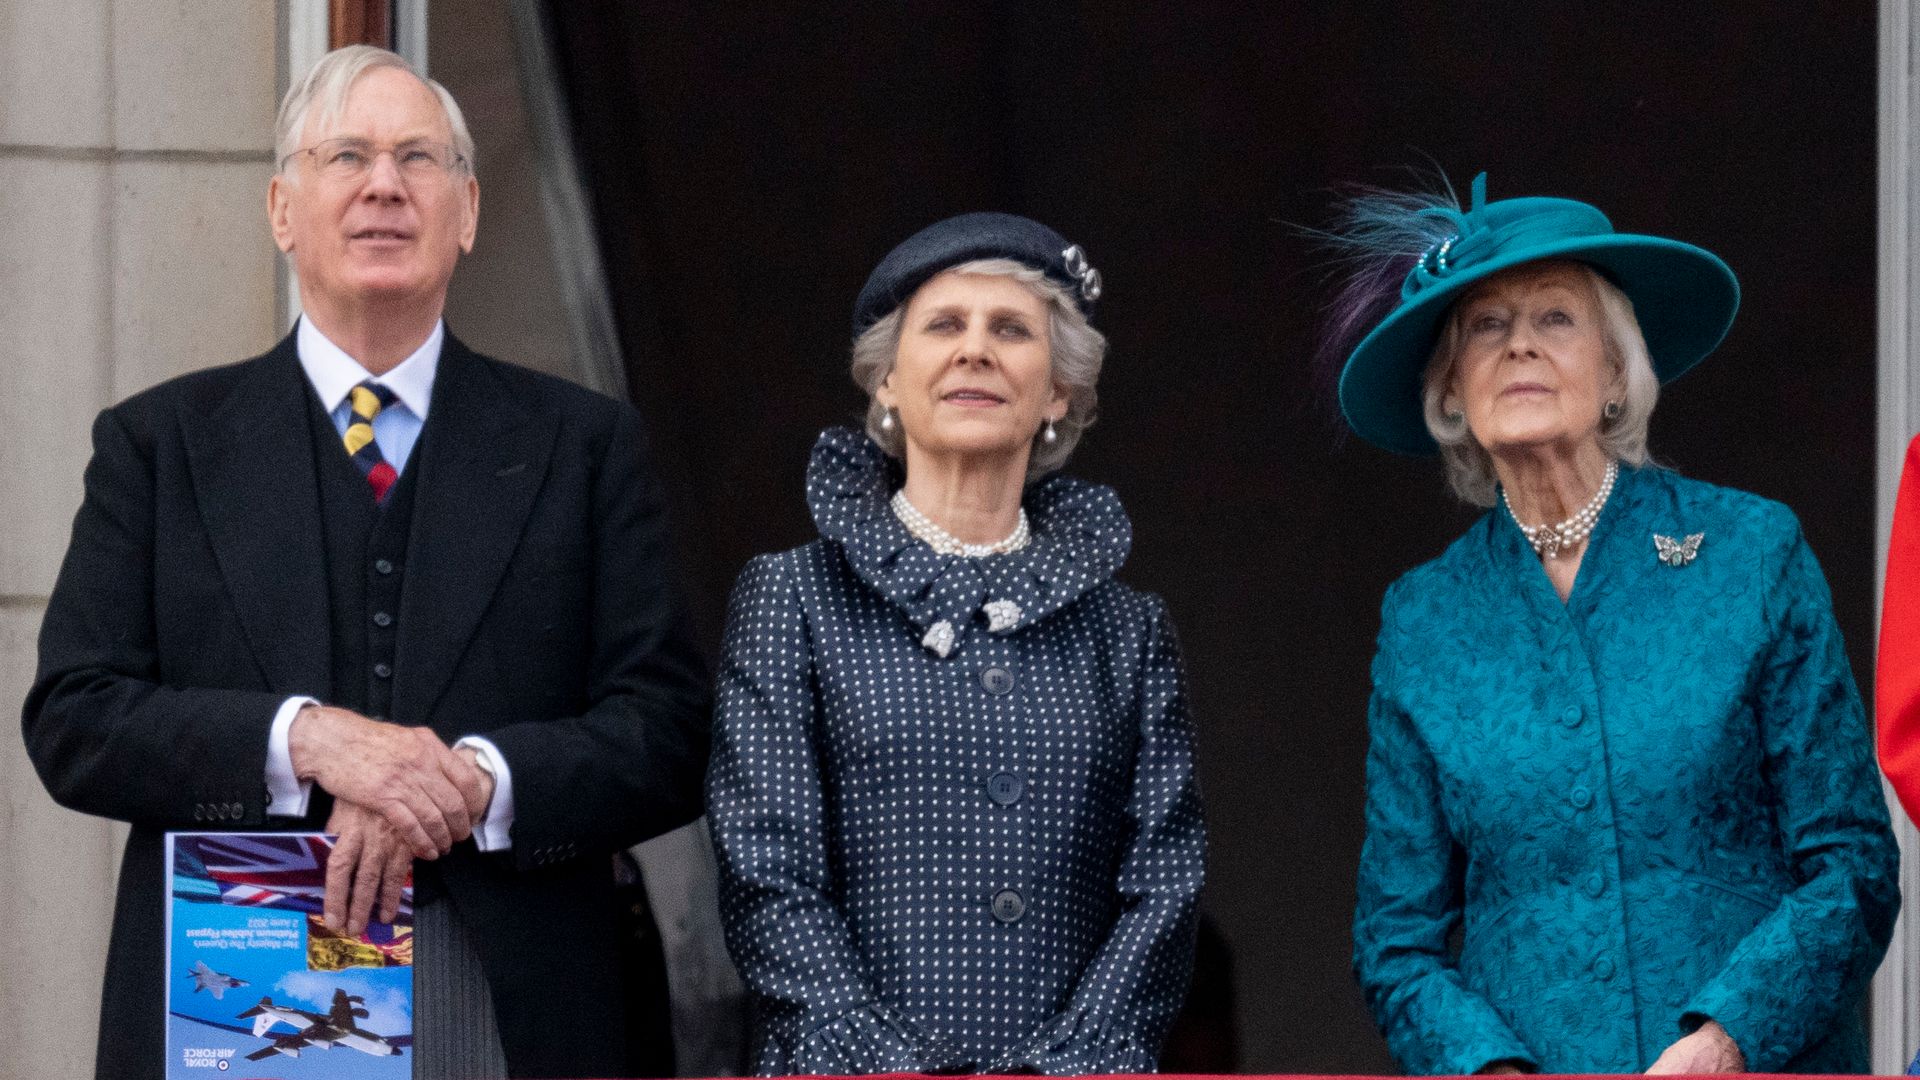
left=1878, top=433, right=1920, bottom=824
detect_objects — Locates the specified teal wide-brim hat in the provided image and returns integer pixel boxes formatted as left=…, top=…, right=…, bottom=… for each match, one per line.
left=1335, top=173, right=1740, bottom=456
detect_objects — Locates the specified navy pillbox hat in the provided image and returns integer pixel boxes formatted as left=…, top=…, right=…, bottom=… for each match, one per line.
left=851, top=211, right=1102, bottom=338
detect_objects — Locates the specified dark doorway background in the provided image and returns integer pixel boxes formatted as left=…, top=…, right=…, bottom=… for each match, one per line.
left=540, top=4, right=1877, bottom=1072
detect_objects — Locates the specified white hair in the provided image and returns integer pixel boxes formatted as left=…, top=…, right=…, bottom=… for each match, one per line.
left=275, top=45, right=475, bottom=177
left=1421, top=263, right=1659, bottom=506
left=849, top=258, right=1107, bottom=476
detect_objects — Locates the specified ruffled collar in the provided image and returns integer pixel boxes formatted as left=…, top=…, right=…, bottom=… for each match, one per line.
left=806, top=426, right=1132, bottom=656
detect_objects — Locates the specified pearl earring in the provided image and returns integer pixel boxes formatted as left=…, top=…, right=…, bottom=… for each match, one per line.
left=880, top=409, right=895, bottom=432
left=1042, top=420, right=1058, bottom=444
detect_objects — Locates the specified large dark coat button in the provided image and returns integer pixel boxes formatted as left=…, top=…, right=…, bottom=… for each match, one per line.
left=373, top=663, right=392, bottom=679
left=981, top=667, right=1015, bottom=695
left=988, top=773, right=1025, bottom=805
left=372, top=611, right=393, bottom=627
left=374, top=558, right=395, bottom=575
left=991, top=889, right=1026, bottom=923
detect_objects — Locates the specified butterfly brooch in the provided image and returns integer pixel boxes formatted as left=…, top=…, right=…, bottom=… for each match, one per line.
left=1653, top=532, right=1704, bottom=567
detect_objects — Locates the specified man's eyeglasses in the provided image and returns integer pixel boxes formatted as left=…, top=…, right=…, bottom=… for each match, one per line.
left=280, top=138, right=467, bottom=182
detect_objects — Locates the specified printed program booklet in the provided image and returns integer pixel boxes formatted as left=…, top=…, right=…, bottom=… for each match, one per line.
left=165, top=832, right=412, bottom=1078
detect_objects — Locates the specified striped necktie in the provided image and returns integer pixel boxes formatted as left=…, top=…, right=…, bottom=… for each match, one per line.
left=344, top=381, right=400, bottom=505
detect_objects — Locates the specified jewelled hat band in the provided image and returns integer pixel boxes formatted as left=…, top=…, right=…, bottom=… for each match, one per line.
left=1404, top=207, right=1608, bottom=300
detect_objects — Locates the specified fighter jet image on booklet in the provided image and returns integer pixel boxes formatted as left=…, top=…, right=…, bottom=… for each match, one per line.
left=184, top=960, right=248, bottom=1000
left=234, top=987, right=403, bottom=1061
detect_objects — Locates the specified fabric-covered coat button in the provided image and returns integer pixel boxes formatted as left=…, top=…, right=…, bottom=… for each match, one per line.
left=1569, top=786, right=1593, bottom=810
left=374, top=558, right=394, bottom=574
left=1593, top=955, right=1616, bottom=980
left=981, top=667, right=1015, bottom=695
left=1584, top=872, right=1605, bottom=898
left=991, top=889, right=1026, bottom=923
left=373, top=662, right=392, bottom=679
left=988, top=773, right=1025, bottom=805
left=372, top=611, right=393, bottom=627
left=1560, top=704, right=1583, bottom=727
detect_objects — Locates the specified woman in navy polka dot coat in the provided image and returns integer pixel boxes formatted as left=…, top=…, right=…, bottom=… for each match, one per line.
left=707, top=214, right=1206, bottom=1075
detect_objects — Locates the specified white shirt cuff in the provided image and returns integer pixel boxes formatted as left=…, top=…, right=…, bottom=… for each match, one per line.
left=266, top=696, right=318, bottom=817
left=454, top=736, right=515, bottom=851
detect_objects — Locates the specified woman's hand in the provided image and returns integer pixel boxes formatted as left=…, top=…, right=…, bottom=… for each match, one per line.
left=1646, top=1021, right=1745, bottom=1074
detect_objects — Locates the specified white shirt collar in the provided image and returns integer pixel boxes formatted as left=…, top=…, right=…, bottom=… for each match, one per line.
left=295, top=316, right=443, bottom=419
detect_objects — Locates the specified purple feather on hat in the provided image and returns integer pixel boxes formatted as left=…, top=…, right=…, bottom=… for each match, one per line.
left=1303, top=172, right=1465, bottom=436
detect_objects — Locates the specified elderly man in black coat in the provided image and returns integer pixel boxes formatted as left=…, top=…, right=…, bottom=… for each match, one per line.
left=21, top=45, right=708, bottom=1079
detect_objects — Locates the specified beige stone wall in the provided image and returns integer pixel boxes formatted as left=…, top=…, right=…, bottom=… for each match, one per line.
left=0, top=1, right=282, bottom=1074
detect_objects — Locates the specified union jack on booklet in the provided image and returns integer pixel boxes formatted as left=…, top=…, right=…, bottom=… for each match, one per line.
left=164, top=832, right=412, bottom=1078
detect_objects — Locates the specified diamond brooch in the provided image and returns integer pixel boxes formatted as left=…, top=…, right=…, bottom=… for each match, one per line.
left=921, top=620, right=956, bottom=658
left=1653, top=532, right=1704, bottom=567
left=984, top=600, right=1023, bottom=633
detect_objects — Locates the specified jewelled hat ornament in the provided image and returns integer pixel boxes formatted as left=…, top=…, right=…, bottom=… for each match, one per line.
left=1328, top=172, right=1740, bottom=455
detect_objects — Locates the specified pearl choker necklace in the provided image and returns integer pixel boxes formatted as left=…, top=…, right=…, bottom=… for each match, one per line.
left=890, top=490, right=1031, bottom=557
left=1503, top=459, right=1618, bottom=559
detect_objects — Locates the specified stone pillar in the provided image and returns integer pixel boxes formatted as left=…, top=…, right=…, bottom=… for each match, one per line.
left=0, top=1, right=282, bottom=1075
left=1877, top=0, right=1920, bottom=1072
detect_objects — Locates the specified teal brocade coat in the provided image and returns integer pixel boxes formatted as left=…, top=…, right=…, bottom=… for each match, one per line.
left=1354, top=465, right=1899, bottom=1074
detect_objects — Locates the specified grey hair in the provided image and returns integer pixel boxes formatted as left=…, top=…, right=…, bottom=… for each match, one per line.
left=850, top=258, right=1107, bottom=476
left=1421, top=264, right=1658, bottom=506
left=275, top=45, right=475, bottom=178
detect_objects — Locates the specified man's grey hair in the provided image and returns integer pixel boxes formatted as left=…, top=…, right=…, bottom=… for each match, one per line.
left=1421, top=263, right=1658, bottom=506
left=275, top=45, right=475, bottom=177
left=850, top=258, right=1107, bottom=476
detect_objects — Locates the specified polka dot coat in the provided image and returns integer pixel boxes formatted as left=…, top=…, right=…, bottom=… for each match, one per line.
left=707, top=428, right=1206, bottom=1075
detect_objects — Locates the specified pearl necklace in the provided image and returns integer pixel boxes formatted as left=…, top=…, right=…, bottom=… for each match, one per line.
left=891, top=490, right=1031, bottom=557
left=1503, top=459, right=1618, bottom=560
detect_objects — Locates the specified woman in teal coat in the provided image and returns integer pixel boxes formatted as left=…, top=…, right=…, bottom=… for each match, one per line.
left=1327, top=174, right=1899, bottom=1074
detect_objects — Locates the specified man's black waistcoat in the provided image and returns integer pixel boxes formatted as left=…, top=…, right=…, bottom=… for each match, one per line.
left=311, top=384, right=417, bottom=723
